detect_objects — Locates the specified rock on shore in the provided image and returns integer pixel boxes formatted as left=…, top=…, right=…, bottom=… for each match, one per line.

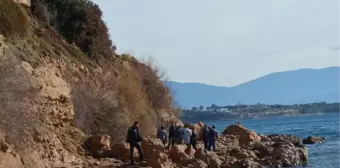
left=84, top=123, right=308, bottom=168
left=303, top=136, right=326, bottom=144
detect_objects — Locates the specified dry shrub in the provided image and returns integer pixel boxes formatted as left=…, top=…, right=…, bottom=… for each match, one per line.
left=117, top=65, right=159, bottom=136
left=140, top=56, right=168, bottom=81
left=136, top=56, right=173, bottom=110
left=0, top=0, right=29, bottom=38
left=31, top=0, right=115, bottom=61
left=69, top=68, right=135, bottom=142
left=117, top=67, right=149, bottom=117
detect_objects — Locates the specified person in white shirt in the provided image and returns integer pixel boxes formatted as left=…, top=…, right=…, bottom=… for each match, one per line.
left=181, top=124, right=192, bottom=146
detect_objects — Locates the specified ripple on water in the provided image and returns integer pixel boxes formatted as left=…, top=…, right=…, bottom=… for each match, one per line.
left=206, top=113, right=340, bottom=168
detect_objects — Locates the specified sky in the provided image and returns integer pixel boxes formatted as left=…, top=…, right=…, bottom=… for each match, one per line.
left=92, top=0, right=339, bottom=87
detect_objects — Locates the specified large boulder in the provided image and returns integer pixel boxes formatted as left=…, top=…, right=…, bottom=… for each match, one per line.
left=147, top=150, right=172, bottom=168
left=141, top=138, right=174, bottom=168
left=109, top=143, right=130, bottom=161
left=168, top=146, right=190, bottom=165
left=142, top=138, right=166, bottom=160
left=222, top=124, right=261, bottom=146
left=83, top=135, right=111, bottom=158
left=303, top=136, right=326, bottom=144
left=109, top=143, right=141, bottom=162
left=271, top=143, right=308, bottom=167
left=188, top=122, right=205, bottom=140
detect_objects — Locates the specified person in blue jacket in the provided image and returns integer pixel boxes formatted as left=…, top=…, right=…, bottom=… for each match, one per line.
left=208, top=125, right=218, bottom=151
left=126, top=121, right=145, bottom=165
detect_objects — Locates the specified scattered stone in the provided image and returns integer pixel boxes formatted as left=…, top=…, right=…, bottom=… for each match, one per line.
left=0, top=140, right=10, bottom=153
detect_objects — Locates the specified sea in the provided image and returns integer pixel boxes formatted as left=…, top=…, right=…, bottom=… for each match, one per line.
left=205, top=113, right=340, bottom=168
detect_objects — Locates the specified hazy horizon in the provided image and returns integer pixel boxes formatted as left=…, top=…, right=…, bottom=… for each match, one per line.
left=92, top=0, right=340, bottom=87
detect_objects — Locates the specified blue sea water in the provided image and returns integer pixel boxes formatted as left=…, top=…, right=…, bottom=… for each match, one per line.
left=205, top=113, right=340, bottom=168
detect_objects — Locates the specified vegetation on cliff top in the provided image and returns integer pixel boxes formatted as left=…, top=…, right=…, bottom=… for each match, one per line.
left=0, top=0, right=29, bottom=38
left=31, top=0, right=114, bottom=61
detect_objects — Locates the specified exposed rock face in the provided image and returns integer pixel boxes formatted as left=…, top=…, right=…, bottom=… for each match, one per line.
left=303, top=136, right=326, bottom=144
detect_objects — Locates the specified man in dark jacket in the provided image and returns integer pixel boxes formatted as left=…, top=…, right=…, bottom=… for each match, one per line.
left=208, top=125, right=218, bottom=151
left=174, top=125, right=183, bottom=145
left=190, top=128, right=198, bottom=151
left=202, top=125, right=209, bottom=151
left=126, top=121, right=145, bottom=165
left=167, top=123, right=175, bottom=149
left=157, top=125, right=168, bottom=146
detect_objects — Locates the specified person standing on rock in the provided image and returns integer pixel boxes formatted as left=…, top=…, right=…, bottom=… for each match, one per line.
left=174, top=125, right=183, bottom=145
left=126, top=121, right=145, bottom=165
left=157, top=125, right=168, bottom=147
left=208, top=125, right=218, bottom=151
left=167, top=123, right=175, bottom=149
left=190, top=128, right=198, bottom=151
left=182, top=124, right=192, bottom=148
left=203, top=125, right=210, bottom=151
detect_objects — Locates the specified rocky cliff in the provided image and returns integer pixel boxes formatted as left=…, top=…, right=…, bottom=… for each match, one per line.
left=0, top=0, right=178, bottom=167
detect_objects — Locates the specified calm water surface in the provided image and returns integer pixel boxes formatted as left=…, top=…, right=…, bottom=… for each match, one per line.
left=205, top=113, right=340, bottom=168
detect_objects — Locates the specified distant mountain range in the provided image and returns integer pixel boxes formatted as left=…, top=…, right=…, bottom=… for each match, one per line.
left=166, top=67, right=340, bottom=108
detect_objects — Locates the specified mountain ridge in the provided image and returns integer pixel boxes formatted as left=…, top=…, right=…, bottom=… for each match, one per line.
left=166, top=66, right=340, bottom=108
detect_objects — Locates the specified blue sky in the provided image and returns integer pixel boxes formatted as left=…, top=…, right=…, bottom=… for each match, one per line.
left=92, top=0, right=339, bottom=86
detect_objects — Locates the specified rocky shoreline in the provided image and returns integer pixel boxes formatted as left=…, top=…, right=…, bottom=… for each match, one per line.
left=83, top=123, right=312, bottom=168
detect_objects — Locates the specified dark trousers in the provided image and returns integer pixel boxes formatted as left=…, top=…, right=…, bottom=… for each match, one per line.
left=208, top=140, right=216, bottom=151
left=129, top=142, right=144, bottom=164
left=190, top=141, right=198, bottom=151
left=168, top=137, right=174, bottom=148
left=203, top=139, right=209, bottom=150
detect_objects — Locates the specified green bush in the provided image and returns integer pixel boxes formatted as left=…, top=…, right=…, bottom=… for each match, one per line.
left=31, top=0, right=114, bottom=61
left=0, top=0, right=29, bottom=38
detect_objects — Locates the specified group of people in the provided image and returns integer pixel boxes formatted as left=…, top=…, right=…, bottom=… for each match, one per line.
left=157, top=123, right=218, bottom=152
left=126, top=121, right=219, bottom=165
